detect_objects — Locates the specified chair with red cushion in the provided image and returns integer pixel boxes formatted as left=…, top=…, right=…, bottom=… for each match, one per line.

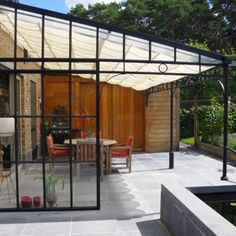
left=46, top=134, right=70, bottom=164
left=109, top=136, right=134, bottom=173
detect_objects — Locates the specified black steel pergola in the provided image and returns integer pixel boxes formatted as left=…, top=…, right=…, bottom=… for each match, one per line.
left=0, top=0, right=232, bottom=211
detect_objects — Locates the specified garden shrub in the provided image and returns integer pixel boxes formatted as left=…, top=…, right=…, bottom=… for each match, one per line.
left=180, top=100, right=236, bottom=145
left=198, top=102, right=224, bottom=143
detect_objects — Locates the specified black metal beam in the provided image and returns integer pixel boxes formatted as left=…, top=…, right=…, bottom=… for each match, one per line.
left=41, top=13, right=46, bottom=209
left=96, top=27, right=100, bottom=210
left=221, top=61, right=229, bottom=181
left=0, top=57, right=225, bottom=67
left=13, top=6, right=20, bottom=209
left=68, top=20, right=73, bottom=208
left=146, top=69, right=224, bottom=95
left=0, top=69, right=224, bottom=77
left=169, top=83, right=174, bottom=169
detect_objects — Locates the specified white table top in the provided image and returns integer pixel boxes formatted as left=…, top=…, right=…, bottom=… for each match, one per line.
left=64, top=138, right=117, bottom=146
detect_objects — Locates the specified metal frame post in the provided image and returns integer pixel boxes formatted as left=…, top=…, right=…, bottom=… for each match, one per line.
left=221, top=61, right=229, bottom=180
left=169, top=83, right=174, bottom=169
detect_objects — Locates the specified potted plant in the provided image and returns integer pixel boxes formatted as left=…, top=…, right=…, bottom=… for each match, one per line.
left=35, top=172, right=64, bottom=207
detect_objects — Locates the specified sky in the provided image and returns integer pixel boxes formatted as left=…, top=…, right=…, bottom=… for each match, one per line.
left=20, top=0, right=122, bottom=13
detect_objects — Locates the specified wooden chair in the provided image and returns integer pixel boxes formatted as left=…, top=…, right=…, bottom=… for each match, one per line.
left=46, top=134, right=70, bottom=168
left=0, top=150, right=15, bottom=203
left=76, top=140, right=104, bottom=181
left=109, top=136, right=134, bottom=173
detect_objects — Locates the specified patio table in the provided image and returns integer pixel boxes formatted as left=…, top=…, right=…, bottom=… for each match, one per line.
left=64, top=138, right=117, bottom=174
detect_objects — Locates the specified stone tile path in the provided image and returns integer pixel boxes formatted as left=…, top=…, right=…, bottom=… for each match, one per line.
left=0, top=146, right=235, bottom=236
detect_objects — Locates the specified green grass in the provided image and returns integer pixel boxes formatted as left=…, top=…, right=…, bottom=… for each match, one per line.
left=228, top=138, right=236, bottom=150
left=181, top=134, right=236, bottom=150
left=181, top=137, right=194, bottom=145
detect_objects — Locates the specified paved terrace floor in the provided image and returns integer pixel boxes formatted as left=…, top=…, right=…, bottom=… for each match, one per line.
left=0, top=145, right=236, bottom=236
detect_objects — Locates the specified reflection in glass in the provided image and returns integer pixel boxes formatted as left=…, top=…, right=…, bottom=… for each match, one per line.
left=0, top=149, right=16, bottom=208
left=45, top=164, right=70, bottom=208
left=0, top=7, right=15, bottom=58
left=17, top=10, right=42, bottom=58
left=18, top=163, right=43, bottom=209
left=17, top=118, right=42, bottom=162
left=73, top=163, right=96, bottom=207
left=44, top=75, right=69, bottom=116
left=16, top=75, right=42, bottom=116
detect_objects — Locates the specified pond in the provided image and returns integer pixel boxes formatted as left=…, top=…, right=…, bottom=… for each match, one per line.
left=196, top=192, right=236, bottom=227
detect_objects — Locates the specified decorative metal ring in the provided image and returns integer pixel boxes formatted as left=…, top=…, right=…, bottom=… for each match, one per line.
left=158, top=63, right=168, bottom=73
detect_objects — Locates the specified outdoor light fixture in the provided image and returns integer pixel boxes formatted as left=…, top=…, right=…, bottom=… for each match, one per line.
left=0, top=117, right=15, bottom=147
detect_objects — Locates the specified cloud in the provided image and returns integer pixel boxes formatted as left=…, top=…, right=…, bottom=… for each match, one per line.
left=65, top=0, right=121, bottom=9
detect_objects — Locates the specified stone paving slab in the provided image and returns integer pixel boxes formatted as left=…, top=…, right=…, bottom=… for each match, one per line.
left=0, top=147, right=235, bottom=236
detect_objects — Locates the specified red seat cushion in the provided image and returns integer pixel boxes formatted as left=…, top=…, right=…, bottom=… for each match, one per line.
left=47, top=135, right=69, bottom=157
left=111, top=149, right=129, bottom=155
left=51, top=149, right=69, bottom=156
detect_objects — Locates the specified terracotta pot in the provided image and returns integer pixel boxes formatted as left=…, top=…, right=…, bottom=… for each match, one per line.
left=21, top=196, right=32, bottom=208
left=33, top=196, right=41, bottom=207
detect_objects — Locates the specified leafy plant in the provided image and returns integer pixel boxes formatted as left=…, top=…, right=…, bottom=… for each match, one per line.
left=35, top=172, right=64, bottom=194
left=198, top=101, right=224, bottom=143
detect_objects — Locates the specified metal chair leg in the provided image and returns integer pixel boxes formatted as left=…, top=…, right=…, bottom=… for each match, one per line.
left=9, top=175, right=15, bottom=193
left=6, top=177, right=10, bottom=203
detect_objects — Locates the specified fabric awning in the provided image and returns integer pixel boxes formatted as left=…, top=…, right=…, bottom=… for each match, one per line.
left=0, top=4, right=227, bottom=90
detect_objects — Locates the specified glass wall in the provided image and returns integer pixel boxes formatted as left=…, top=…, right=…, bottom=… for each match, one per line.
left=0, top=70, right=99, bottom=210
left=0, top=5, right=99, bottom=210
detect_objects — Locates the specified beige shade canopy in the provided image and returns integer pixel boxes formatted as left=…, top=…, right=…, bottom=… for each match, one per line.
left=0, top=4, right=226, bottom=91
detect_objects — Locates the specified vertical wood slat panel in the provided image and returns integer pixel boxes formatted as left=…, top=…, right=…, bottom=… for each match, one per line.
left=145, top=90, right=179, bottom=152
left=44, top=76, right=145, bottom=150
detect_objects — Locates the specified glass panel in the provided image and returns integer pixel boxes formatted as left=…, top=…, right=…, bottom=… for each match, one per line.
left=71, top=75, right=96, bottom=117
left=44, top=75, right=69, bottom=116
left=18, top=163, right=43, bottom=209
left=0, top=6, right=15, bottom=58
left=16, top=61, right=42, bottom=71
left=47, top=123, right=70, bottom=145
left=17, top=10, right=42, bottom=58
left=177, top=49, right=199, bottom=62
left=125, top=36, right=149, bottom=60
left=0, top=72, right=13, bottom=115
left=100, top=73, right=125, bottom=84
left=45, top=164, right=70, bottom=208
left=201, top=55, right=221, bottom=64
left=17, top=118, right=42, bottom=162
left=99, top=29, right=123, bottom=59
left=72, top=23, right=96, bottom=59
left=73, top=162, right=97, bottom=207
left=100, top=62, right=122, bottom=72
left=0, top=143, right=16, bottom=209
left=16, top=74, right=42, bottom=116
left=201, top=65, right=214, bottom=73
left=151, top=42, right=174, bottom=61
left=70, top=62, right=96, bottom=71
left=45, top=17, right=69, bottom=58
left=44, top=62, right=69, bottom=71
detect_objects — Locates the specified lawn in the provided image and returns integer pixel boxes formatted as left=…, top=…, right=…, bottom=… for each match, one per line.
left=181, top=137, right=194, bottom=145
left=182, top=134, right=236, bottom=150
